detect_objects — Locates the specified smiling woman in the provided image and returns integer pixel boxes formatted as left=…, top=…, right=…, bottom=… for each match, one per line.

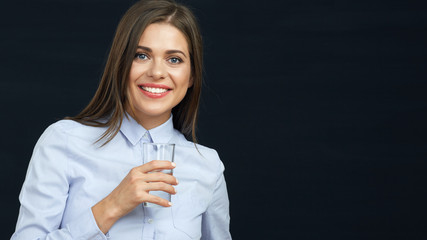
left=10, top=0, right=231, bottom=239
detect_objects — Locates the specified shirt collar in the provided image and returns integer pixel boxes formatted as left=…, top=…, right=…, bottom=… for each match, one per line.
left=149, top=116, right=175, bottom=144
left=120, top=113, right=175, bottom=145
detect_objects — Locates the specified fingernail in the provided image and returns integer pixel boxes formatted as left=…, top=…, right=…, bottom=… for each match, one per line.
left=171, top=162, right=176, bottom=167
left=176, top=179, right=179, bottom=184
left=168, top=202, right=173, bottom=206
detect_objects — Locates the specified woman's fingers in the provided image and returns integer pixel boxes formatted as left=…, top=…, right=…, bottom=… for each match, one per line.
left=144, top=182, right=177, bottom=195
left=144, top=194, right=173, bottom=207
left=136, top=160, right=176, bottom=173
left=134, top=182, right=176, bottom=207
left=144, top=172, right=178, bottom=185
left=100, top=161, right=177, bottom=214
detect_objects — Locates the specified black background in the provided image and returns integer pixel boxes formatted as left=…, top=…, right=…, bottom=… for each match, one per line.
left=1, top=0, right=427, bottom=239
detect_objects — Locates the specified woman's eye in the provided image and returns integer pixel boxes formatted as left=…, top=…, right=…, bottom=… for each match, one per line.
left=168, top=57, right=182, bottom=64
left=135, top=53, right=148, bottom=60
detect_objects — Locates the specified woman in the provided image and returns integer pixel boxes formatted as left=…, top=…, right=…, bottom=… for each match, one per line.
left=11, top=0, right=231, bottom=239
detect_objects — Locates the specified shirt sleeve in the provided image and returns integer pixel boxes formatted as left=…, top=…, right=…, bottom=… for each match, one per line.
left=11, top=124, right=108, bottom=240
left=201, top=160, right=232, bottom=240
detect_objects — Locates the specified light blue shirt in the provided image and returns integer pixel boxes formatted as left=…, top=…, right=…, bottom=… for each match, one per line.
left=11, top=115, right=231, bottom=240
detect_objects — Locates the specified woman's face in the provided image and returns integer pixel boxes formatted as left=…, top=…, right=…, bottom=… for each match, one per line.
left=127, top=23, right=192, bottom=129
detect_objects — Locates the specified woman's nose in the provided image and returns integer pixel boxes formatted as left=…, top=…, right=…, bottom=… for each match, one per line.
left=147, top=60, right=167, bottom=80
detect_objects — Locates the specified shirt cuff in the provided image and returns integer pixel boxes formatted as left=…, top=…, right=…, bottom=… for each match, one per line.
left=66, top=209, right=109, bottom=240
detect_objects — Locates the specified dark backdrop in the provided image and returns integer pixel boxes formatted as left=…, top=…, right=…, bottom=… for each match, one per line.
left=1, top=0, right=426, bottom=239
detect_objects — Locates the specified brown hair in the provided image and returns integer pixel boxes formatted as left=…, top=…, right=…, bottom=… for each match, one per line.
left=66, top=0, right=203, bottom=145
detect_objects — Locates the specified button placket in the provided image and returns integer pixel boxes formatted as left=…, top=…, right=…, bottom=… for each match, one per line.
left=142, top=208, right=155, bottom=238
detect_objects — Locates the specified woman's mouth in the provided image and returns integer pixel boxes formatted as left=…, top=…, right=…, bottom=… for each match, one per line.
left=138, top=84, right=171, bottom=98
left=139, top=86, right=168, bottom=93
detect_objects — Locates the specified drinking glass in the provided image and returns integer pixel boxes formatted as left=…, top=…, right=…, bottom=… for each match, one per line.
left=143, top=143, right=175, bottom=207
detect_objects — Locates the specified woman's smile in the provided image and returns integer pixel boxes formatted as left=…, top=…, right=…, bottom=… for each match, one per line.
left=138, top=83, right=172, bottom=98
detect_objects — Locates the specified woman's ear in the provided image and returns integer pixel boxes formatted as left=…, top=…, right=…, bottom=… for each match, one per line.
left=188, top=76, right=194, bottom=88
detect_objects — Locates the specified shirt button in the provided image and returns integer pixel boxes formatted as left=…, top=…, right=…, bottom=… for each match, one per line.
left=148, top=218, right=153, bottom=224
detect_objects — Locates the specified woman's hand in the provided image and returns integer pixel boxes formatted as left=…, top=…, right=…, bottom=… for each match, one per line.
left=92, top=160, right=178, bottom=234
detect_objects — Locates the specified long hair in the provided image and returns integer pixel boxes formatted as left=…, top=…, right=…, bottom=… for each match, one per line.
left=66, top=0, right=203, bottom=145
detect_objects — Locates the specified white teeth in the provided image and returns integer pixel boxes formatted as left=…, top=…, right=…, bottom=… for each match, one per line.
left=141, top=86, right=168, bottom=93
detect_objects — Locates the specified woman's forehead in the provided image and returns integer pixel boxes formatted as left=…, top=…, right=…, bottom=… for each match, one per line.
left=137, top=23, right=190, bottom=54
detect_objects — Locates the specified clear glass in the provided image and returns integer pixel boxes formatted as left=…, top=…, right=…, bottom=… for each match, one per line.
left=142, top=143, right=175, bottom=207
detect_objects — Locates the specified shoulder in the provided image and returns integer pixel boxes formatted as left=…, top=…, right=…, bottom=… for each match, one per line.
left=46, top=119, right=85, bottom=133
left=28, top=120, right=87, bottom=170
left=49, top=119, right=106, bottom=133
left=172, top=130, right=225, bottom=173
left=38, top=120, right=107, bottom=145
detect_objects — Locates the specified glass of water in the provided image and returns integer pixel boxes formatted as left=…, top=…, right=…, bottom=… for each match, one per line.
left=142, top=143, right=175, bottom=207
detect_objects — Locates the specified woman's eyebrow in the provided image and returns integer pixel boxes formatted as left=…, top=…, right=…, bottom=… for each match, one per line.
left=137, top=45, right=187, bottom=58
left=165, top=50, right=187, bottom=58
left=136, top=46, right=152, bottom=52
